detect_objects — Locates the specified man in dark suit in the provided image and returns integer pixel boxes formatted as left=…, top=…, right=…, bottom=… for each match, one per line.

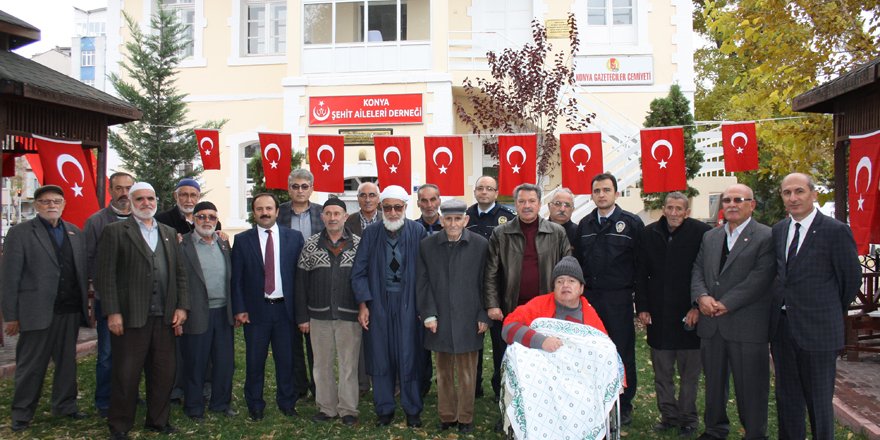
left=155, top=178, right=224, bottom=234
left=691, top=183, right=776, bottom=440
left=770, top=173, right=861, bottom=440
left=179, top=201, right=235, bottom=421
left=1, top=185, right=89, bottom=432
left=231, top=193, right=305, bottom=421
left=97, top=182, right=189, bottom=439
left=344, top=181, right=382, bottom=236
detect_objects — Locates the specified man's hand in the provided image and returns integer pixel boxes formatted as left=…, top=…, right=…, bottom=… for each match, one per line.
left=638, top=311, right=652, bottom=326
left=541, top=336, right=564, bottom=353
left=217, top=231, right=229, bottom=241
left=176, top=233, right=184, bottom=244
left=487, top=308, right=504, bottom=321
left=685, top=308, right=700, bottom=327
left=4, top=321, right=20, bottom=337
left=235, top=313, right=250, bottom=327
left=425, top=320, right=437, bottom=333
left=358, top=303, right=370, bottom=331
left=172, top=309, right=187, bottom=333
left=478, top=322, right=489, bottom=334
left=697, top=295, right=717, bottom=316
left=713, top=301, right=729, bottom=317
left=108, top=313, right=124, bottom=336
left=298, top=322, right=310, bottom=334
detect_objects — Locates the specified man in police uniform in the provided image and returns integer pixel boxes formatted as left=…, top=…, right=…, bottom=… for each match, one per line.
left=464, top=175, right=514, bottom=398
left=574, top=173, right=644, bottom=425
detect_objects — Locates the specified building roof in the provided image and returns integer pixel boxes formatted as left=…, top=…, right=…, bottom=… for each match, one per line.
left=792, top=58, right=880, bottom=113
left=0, top=10, right=40, bottom=50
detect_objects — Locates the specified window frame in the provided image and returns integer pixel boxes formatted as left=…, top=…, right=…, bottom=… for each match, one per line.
left=151, top=0, right=206, bottom=67
left=302, top=0, right=431, bottom=47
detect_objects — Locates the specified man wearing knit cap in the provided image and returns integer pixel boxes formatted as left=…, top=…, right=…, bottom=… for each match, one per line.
left=156, top=178, right=223, bottom=235
left=351, top=185, right=428, bottom=428
left=178, top=202, right=236, bottom=421
left=97, top=182, right=189, bottom=438
left=296, top=198, right=362, bottom=426
left=416, top=199, right=490, bottom=434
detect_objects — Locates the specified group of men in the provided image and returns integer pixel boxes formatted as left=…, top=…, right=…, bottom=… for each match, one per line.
left=1, top=167, right=861, bottom=440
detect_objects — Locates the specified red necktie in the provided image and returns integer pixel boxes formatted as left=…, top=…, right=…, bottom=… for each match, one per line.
left=264, top=229, right=275, bottom=295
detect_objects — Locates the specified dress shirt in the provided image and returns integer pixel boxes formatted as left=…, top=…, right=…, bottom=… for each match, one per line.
left=289, top=206, right=312, bottom=238
left=135, top=216, right=159, bottom=251
left=258, top=223, right=283, bottom=299
left=785, top=207, right=817, bottom=261
left=478, top=202, right=496, bottom=216
left=724, top=216, right=752, bottom=250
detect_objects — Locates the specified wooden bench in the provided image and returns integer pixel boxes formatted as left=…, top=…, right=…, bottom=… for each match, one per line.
left=844, top=271, right=880, bottom=361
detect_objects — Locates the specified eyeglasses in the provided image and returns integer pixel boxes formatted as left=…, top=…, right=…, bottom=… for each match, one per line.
left=551, top=201, right=573, bottom=209
left=36, top=199, right=64, bottom=206
left=289, top=184, right=311, bottom=191
left=721, top=197, right=753, bottom=205
left=195, top=214, right=218, bottom=221
left=475, top=186, right=497, bottom=192
left=357, top=192, right=378, bottom=199
left=382, top=204, right=405, bottom=213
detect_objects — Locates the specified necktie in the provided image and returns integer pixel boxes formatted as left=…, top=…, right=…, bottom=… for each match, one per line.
left=598, top=216, right=606, bottom=226
left=786, top=223, right=801, bottom=269
left=264, top=229, right=275, bottom=295
left=719, top=236, right=729, bottom=272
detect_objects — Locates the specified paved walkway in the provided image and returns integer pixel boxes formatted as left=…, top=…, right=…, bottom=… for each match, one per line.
left=0, top=330, right=877, bottom=438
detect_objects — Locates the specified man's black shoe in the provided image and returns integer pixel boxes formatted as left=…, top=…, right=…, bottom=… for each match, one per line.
left=679, top=426, right=697, bottom=437
left=654, top=421, right=677, bottom=432
left=11, top=420, right=29, bottom=432
left=458, top=422, right=474, bottom=433
left=280, top=407, right=298, bottom=417
left=439, top=421, right=457, bottom=430
left=109, top=430, right=130, bottom=440
left=66, top=411, right=89, bottom=420
left=312, top=412, right=334, bottom=422
left=621, top=410, right=633, bottom=426
left=406, top=413, right=422, bottom=428
left=145, top=424, right=177, bottom=434
left=249, top=409, right=264, bottom=421
left=341, top=415, right=358, bottom=426
left=375, top=413, right=394, bottom=426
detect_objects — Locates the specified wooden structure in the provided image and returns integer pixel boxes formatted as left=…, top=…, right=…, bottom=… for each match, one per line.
left=793, top=58, right=880, bottom=359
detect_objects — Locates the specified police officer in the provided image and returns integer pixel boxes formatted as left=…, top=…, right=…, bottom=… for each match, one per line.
left=574, top=173, right=644, bottom=425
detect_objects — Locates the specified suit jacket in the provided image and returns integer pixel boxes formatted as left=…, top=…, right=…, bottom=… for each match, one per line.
left=344, top=210, right=381, bottom=236
left=278, top=201, right=324, bottom=236
left=84, top=207, right=124, bottom=281
left=770, top=211, right=861, bottom=351
left=690, top=219, right=776, bottom=343
left=1, top=218, right=89, bottom=331
left=180, top=232, right=233, bottom=334
left=96, top=216, right=189, bottom=328
left=155, top=205, right=223, bottom=235
left=231, top=225, right=304, bottom=323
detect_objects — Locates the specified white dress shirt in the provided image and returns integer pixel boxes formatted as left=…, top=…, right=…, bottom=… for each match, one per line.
left=725, top=216, right=752, bottom=250
left=786, top=207, right=817, bottom=261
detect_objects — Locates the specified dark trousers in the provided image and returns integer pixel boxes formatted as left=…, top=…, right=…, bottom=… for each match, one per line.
left=292, top=326, right=315, bottom=397
left=179, top=307, right=234, bottom=417
left=701, top=331, right=769, bottom=440
left=243, top=303, right=296, bottom=412
left=489, top=320, right=507, bottom=399
left=369, top=291, right=424, bottom=417
left=94, top=300, right=112, bottom=411
left=650, top=347, right=701, bottom=428
left=771, top=313, right=837, bottom=440
left=587, top=290, right=637, bottom=413
left=12, top=312, right=80, bottom=422
left=108, top=316, right=176, bottom=434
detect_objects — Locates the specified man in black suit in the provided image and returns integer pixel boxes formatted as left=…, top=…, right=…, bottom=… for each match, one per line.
left=770, top=173, right=861, bottom=440
left=1, top=185, right=89, bottom=432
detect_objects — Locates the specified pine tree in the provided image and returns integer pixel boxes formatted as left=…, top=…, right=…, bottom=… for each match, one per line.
left=640, top=84, right=704, bottom=210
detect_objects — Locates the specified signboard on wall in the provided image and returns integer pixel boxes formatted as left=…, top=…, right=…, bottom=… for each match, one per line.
left=545, top=19, right=570, bottom=39
left=574, top=55, right=654, bottom=85
left=309, top=94, right=423, bottom=126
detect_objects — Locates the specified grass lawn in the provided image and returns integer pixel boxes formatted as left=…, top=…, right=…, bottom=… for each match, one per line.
left=0, top=325, right=868, bottom=439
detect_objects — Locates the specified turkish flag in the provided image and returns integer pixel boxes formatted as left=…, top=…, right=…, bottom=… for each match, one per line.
left=424, top=136, right=464, bottom=196
left=722, top=122, right=759, bottom=172
left=308, top=135, right=345, bottom=193
left=640, top=127, right=687, bottom=194
left=195, top=128, right=221, bottom=170
left=560, top=132, right=603, bottom=195
left=34, top=135, right=100, bottom=228
left=498, top=134, right=537, bottom=196
left=258, top=132, right=293, bottom=190
left=848, top=130, right=880, bottom=255
left=373, top=136, right=411, bottom=190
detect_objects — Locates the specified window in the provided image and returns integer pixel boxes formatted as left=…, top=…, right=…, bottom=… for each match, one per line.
left=81, top=50, right=95, bottom=67
left=162, top=0, right=195, bottom=59
left=83, top=79, right=95, bottom=87
left=583, top=0, right=636, bottom=45
left=246, top=1, right=287, bottom=55
left=303, top=0, right=430, bottom=45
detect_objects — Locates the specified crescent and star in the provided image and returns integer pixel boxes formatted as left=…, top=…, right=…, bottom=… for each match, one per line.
left=264, top=143, right=281, bottom=169
left=200, top=137, right=214, bottom=156
left=384, top=146, right=401, bottom=173
left=731, top=132, right=748, bottom=155
left=650, top=140, right=673, bottom=169
left=855, top=156, right=872, bottom=211
left=316, top=144, right=335, bottom=171
left=506, top=145, right=527, bottom=174
left=569, top=143, right=592, bottom=173
left=56, top=154, right=85, bottom=197
left=432, top=146, right=453, bottom=174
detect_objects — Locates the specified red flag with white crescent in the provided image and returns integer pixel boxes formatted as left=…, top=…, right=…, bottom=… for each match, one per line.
left=34, top=135, right=100, bottom=228
left=424, top=136, right=464, bottom=196
left=640, top=127, right=687, bottom=194
left=258, top=132, right=293, bottom=190
left=722, top=122, right=759, bottom=172
left=308, top=135, right=345, bottom=193
left=560, top=132, right=603, bottom=195
left=373, top=136, right=411, bottom=190
left=194, top=128, right=221, bottom=170
left=848, top=130, right=880, bottom=255
left=497, top=134, right=537, bottom=196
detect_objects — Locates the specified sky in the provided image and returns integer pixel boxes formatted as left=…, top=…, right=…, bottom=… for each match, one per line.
left=3, top=0, right=107, bottom=57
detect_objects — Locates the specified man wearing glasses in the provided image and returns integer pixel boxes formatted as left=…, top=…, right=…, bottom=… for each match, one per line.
left=465, top=176, right=516, bottom=240
left=156, top=178, right=222, bottom=234
left=691, top=184, right=775, bottom=440
left=344, top=181, right=382, bottom=236
left=351, top=185, right=428, bottom=428
left=546, top=187, right=578, bottom=246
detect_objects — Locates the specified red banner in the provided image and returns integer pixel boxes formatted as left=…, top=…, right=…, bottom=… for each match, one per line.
left=195, top=128, right=221, bottom=170
left=258, top=132, right=293, bottom=190
left=309, top=94, right=423, bottom=126
left=640, top=127, right=687, bottom=194
left=849, top=130, right=880, bottom=255
left=374, top=136, right=412, bottom=190
left=498, top=134, right=537, bottom=196
left=424, top=136, right=465, bottom=196
left=722, top=122, right=759, bottom=172
left=560, top=132, right=603, bottom=195
left=34, top=135, right=100, bottom=228
left=2, top=152, right=21, bottom=177
left=308, top=135, right=345, bottom=193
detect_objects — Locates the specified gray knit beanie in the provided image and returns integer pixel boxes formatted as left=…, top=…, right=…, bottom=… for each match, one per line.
left=552, top=256, right=585, bottom=285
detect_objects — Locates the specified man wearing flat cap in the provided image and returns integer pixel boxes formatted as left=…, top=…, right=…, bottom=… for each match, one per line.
left=296, top=198, right=362, bottom=426
left=351, top=185, right=428, bottom=428
left=416, top=199, right=490, bottom=434
left=178, top=202, right=235, bottom=421
left=2, top=185, right=89, bottom=432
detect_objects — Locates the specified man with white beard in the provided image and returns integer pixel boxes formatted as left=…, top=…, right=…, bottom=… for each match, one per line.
left=97, top=182, right=189, bottom=439
left=351, top=185, right=427, bottom=428
left=156, top=178, right=223, bottom=234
